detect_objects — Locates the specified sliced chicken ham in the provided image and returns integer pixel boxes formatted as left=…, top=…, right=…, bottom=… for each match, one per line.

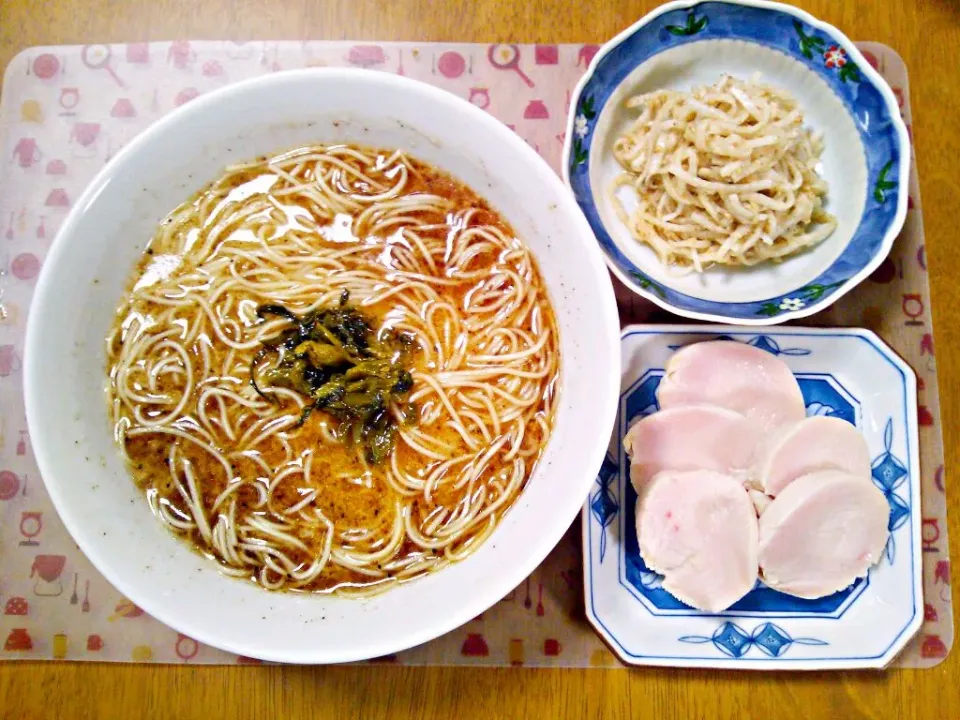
left=657, top=341, right=806, bottom=434
left=636, top=469, right=758, bottom=613
left=758, top=470, right=889, bottom=599
left=623, top=405, right=763, bottom=491
left=757, top=416, right=871, bottom=496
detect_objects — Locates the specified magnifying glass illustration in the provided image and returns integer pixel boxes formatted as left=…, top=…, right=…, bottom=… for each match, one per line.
left=487, top=44, right=534, bottom=88
left=82, top=44, right=125, bottom=87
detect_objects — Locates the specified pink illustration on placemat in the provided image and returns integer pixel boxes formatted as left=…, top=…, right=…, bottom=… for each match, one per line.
left=922, top=635, right=948, bottom=659
left=168, top=41, right=196, bottom=70
left=4, top=597, right=28, bottom=616
left=11, top=253, right=41, bottom=280
left=461, top=633, right=489, bottom=657
left=36, top=216, right=46, bottom=239
left=70, top=122, right=102, bottom=157
left=469, top=87, right=490, bottom=109
left=11, top=138, right=41, bottom=168
left=524, top=100, right=549, bottom=119
left=86, top=634, right=103, bottom=651
left=4, top=628, right=33, bottom=651
left=578, top=44, right=600, bottom=67
left=175, top=634, right=200, bottom=661
left=59, top=88, right=80, bottom=116
left=31, top=53, right=61, bottom=80
left=126, top=43, right=150, bottom=64
left=31, top=554, right=66, bottom=596
left=19, top=511, right=43, bottom=546
left=202, top=60, right=225, bottom=78
left=902, top=293, right=924, bottom=325
left=347, top=45, right=386, bottom=68
left=535, top=45, right=559, bottom=65
left=923, top=518, right=941, bottom=552
left=45, top=158, right=67, bottom=175
left=436, top=51, right=467, bottom=78
left=0, top=344, right=22, bottom=377
left=45, top=188, right=68, bottom=208
left=543, top=638, right=562, bottom=656
left=0, top=469, right=20, bottom=499
left=488, top=44, right=534, bottom=87
left=17, top=430, right=29, bottom=457
left=174, top=88, right=200, bottom=107
left=111, top=98, right=137, bottom=118
left=82, top=45, right=125, bottom=87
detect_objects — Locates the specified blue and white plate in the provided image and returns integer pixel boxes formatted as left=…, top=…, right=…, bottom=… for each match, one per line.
left=583, top=325, right=922, bottom=669
left=562, top=0, right=909, bottom=325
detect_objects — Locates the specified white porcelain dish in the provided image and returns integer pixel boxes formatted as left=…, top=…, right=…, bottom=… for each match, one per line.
left=584, top=325, right=922, bottom=669
left=563, top=0, right=910, bottom=325
left=23, top=68, right=621, bottom=664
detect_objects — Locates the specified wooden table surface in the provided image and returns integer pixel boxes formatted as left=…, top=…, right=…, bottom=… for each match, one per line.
left=1, top=1, right=958, bottom=718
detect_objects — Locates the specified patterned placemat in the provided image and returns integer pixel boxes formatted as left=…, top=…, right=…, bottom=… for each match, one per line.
left=0, top=40, right=950, bottom=667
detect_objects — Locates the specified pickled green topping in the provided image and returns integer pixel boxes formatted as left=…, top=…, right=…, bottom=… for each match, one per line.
left=251, top=292, right=417, bottom=463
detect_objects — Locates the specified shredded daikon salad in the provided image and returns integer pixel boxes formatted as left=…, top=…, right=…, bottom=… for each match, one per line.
left=611, top=75, right=836, bottom=273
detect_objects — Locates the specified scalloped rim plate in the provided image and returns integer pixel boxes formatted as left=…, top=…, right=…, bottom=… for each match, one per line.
left=562, top=0, right=910, bottom=325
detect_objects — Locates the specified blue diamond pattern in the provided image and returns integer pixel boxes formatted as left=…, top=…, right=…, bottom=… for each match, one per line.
left=713, top=622, right=751, bottom=658
left=872, top=454, right=908, bottom=492
left=590, top=489, right=618, bottom=528
left=753, top=623, right=792, bottom=657
left=888, top=493, right=910, bottom=531
left=750, top=335, right=780, bottom=354
left=680, top=621, right=827, bottom=658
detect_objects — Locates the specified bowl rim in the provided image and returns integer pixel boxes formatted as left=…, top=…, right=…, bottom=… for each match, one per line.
left=23, top=67, right=622, bottom=663
left=561, top=0, right=911, bottom=326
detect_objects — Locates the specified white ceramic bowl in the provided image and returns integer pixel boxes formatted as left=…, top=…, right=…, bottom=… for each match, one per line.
left=24, top=68, right=621, bottom=664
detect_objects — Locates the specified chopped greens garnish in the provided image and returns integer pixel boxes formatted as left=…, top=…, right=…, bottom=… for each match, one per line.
left=250, top=293, right=417, bottom=464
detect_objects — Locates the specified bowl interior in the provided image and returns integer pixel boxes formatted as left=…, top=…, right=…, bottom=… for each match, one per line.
left=590, top=39, right=867, bottom=304
left=24, top=69, right=620, bottom=663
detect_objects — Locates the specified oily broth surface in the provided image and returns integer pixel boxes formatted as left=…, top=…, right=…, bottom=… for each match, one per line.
left=106, top=144, right=561, bottom=594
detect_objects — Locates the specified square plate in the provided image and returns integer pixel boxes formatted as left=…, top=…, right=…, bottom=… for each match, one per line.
left=582, top=325, right=923, bottom=669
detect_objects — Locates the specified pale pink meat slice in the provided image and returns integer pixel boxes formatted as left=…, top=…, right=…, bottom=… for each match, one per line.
left=623, top=405, right=763, bottom=491
left=657, top=341, right=806, bottom=433
left=636, top=469, right=758, bottom=613
left=758, top=416, right=871, bottom=496
left=758, top=470, right=889, bottom=599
